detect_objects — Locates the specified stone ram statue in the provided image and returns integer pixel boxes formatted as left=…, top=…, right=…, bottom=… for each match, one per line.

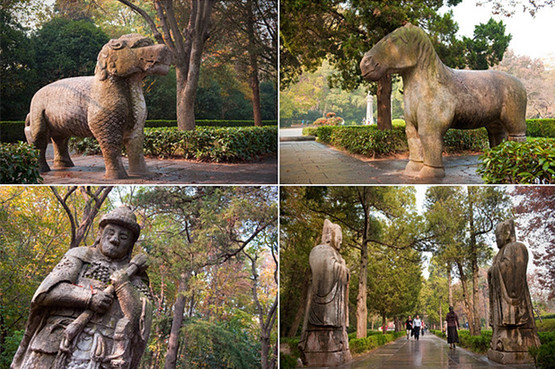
left=360, top=24, right=527, bottom=178
left=25, top=34, right=172, bottom=179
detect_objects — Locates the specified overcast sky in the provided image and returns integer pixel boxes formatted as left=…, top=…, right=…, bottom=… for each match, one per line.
left=441, top=0, right=555, bottom=64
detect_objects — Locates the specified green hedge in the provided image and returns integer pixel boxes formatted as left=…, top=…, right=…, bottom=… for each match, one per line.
left=349, top=331, right=405, bottom=354
left=0, top=142, right=42, bottom=184
left=531, top=331, right=555, bottom=369
left=0, top=120, right=277, bottom=143
left=304, top=125, right=489, bottom=156
left=458, top=330, right=492, bottom=353
left=527, top=119, right=555, bottom=138
left=478, top=139, right=555, bottom=184
left=70, top=126, right=277, bottom=162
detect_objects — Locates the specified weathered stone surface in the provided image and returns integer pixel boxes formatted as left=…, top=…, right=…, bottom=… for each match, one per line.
left=11, top=206, right=152, bottom=369
left=25, top=34, right=172, bottom=179
left=299, top=219, right=352, bottom=367
left=487, top=219, right=540, bottom=364
left=360, top=24, right=527, bottom=178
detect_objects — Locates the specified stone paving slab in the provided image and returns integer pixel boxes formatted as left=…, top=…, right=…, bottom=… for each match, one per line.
left=280, top=141, right=484, bottom=184
left=306, top=334, right=535, bottom=369
left=40, top=150, right=277, bottom=184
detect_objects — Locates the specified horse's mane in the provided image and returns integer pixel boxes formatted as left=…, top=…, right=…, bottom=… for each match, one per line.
left=389, top=24, right=450, bottom=79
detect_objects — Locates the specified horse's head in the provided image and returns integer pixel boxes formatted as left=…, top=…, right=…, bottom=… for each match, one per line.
left=360, top=24, right=427, bottom=81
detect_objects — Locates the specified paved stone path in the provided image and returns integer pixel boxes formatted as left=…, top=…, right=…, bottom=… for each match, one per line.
left=41, top=147, right=277, bottom=184
left=279, top=129, right=484, bottom=184
left=330, top=334, right=534, bottom=369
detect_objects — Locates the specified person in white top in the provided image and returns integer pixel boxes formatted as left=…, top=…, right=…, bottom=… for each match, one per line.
left=413, top=315, right=422, bottom=341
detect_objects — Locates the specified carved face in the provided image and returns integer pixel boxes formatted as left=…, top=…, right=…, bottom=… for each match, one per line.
left=100, top=223, right=134, bottom=260
left=95, top=34, right=172, bottom=80
left=360, top=25, right=421, bottom=81
left=495, top=220, right=514, bottom=248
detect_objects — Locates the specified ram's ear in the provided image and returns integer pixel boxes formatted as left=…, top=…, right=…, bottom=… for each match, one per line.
left=108, top=38, right=127, bottom=50
left=95, top=44, right=110, bottom=81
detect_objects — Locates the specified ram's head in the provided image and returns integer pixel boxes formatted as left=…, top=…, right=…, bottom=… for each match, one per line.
left=95, top=34, right=172, bottom=80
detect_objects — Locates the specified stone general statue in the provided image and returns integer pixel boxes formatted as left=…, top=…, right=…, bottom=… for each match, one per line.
left=487, top=219, right=540, bottom=364
left=11, top=206, right=153, bottom=369
left=299, top=219, right=351, bottom=367
left=360, top=24, right=527, bottom=178
left=25, top=34, right=172, bottom=179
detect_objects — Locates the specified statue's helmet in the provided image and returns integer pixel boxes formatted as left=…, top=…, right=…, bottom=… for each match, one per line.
left=99, top=206, right=141, bottom=242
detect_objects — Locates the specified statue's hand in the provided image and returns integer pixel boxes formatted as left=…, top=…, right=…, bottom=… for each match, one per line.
left=90, top=290, right=113, bottom=313
left=110, top=269, right=130, bottom=289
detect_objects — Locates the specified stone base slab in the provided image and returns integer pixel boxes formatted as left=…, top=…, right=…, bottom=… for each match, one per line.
left=488, top=349, right=534, bottom=364
left=300, top=328, right=352, bottom=367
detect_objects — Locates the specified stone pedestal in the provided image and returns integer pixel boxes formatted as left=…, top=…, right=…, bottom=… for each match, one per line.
left=488, top=349, right=534, bottom=364
left=487, top=327, right=539, bottom=364
left=300, top=327, right=352, bottom=367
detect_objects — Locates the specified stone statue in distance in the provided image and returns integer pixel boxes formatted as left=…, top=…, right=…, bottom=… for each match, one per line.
left=487, top=219, right=541, bottom=364
left=299, top=219, right=352, bottom=367
left=11, top=206, right=153, bottom=369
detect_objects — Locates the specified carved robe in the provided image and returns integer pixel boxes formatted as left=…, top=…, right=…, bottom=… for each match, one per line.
left=11, top=247, right=152, bottom=369
left=308, top=244, right=349, bottom=328
left=488, top=241, right=533, bottom=328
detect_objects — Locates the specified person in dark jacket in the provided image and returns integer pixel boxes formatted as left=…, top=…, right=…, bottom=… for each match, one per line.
left=446, top=306, right=460, bottom=349
left=405, top=316, right=413, bottom=340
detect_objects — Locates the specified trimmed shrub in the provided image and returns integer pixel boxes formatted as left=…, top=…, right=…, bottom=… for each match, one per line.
left=70, top=126, right=277, bottom=162
left=146, top=119, right=277, bottom=128
left=478, top=139, right=555, bottom=184
left=302, top=127, right=318, bottom=137
left=443, top=128, right=489, bottom=152
left=0, top=120, right=276, bottom=143
left=530, top=331, right=555, bottom=369
left=527, top=119, right=555, bottom=138
left=0, top=142, right=42, bottom=183
left=349, top=331, right=404, bottom=354
left=458, top=330, right=492, bottom=353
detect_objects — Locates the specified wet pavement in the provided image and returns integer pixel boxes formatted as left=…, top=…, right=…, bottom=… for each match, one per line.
left=279, top=129, right=484, bottom=184
left=40, top=147, right=277, bottom=184
left=314, top=334, right=534, bottom=369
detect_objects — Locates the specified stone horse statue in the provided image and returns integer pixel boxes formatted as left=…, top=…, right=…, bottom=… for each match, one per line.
left=360, top=24, right=527, bottom=178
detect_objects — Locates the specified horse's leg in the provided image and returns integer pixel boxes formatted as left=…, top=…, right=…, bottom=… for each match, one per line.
left=485, top=123, right=508, bottom=148
left=500, top=79, right=527, bottom=143
left=51, top=136, right=75, bottom=168
left=404, top=119, right=424, bottom=175
left=418, top=116, right=448, bottom=178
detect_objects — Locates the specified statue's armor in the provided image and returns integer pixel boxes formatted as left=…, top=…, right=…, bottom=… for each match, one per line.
left=14, top=247, right=151, bottom=369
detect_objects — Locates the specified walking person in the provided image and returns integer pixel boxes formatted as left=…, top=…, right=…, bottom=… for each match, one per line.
left=405, top=315, right=413, bottom=340
left=446, top=306, right=460, bottom=349
left=413, top=315, right=422, bottom=340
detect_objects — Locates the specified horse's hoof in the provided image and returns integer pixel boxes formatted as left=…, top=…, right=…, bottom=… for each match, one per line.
left=53, top=160, right=75, bottom=168
left=419, top=165, right=445, bottom=178
left=104, top=171, right=129, bottom=180
left=404, top=160, right=423, bottom=176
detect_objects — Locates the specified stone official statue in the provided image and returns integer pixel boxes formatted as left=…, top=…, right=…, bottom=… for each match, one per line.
left=487, top=219, right=540, bottom=364
left=12, top=206, right=152, bottom=369
left=299, top=219, right=351, bottom=367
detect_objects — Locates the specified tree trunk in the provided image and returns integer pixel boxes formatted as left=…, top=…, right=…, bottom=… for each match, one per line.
left=177, top=39, right=206, bottom=131
left=439, top=303, right=443, bottom=332
left=456, top=261, right=476, bottom=335
left=448, top=265, right=453, bottom=307
left=356, top=239, right=368, bottom=338
left=468, top=189, right=482, bottom=336
left=287, top=271, right=310, bottom=337
left=376, top=74, right=392, bottom=130
left=247, top=0, right=262, bottom=126
left=164, top=272, right=188, bottom=369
